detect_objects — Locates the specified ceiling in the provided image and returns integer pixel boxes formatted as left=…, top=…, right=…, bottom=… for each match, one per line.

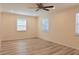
left=0, top=3, right=79, bottom=16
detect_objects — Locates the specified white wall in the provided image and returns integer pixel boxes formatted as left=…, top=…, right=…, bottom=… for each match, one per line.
left=38, top=6, right=79, bottom=50
left=2, top=12, right=38, bottom=41
left=1, top=5, right=79, bottom=50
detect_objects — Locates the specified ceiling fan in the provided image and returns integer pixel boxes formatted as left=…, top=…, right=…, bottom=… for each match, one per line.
left=36, top=3, right=54, bottom=11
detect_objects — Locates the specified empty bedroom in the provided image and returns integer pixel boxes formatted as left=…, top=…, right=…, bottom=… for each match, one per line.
left=0, top=3, right=79, bottom=55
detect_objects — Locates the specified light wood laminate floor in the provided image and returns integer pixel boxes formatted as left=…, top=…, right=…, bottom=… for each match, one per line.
left=1, top=38, right=79, bottom=55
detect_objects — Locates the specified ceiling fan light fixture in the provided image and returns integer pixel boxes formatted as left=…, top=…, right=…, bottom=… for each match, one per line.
left=36, top=3, right=55, bottom=11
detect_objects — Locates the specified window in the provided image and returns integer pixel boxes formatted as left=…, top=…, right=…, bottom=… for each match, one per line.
left=42, top=17, right=49, bottom=32
left=17, top=16, right=26, bottom=31
left=76, top=13, right=79, bottom=34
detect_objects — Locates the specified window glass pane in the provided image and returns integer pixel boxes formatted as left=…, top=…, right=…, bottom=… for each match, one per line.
left=76, top=13, right=79, bottom=34
left=17, top=16, right=26, bottom=31
left=76, top=13, right=79, bottom=23
left=42, top=17, right=48, bottom=32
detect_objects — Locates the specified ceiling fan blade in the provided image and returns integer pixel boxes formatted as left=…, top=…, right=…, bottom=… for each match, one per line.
left=36, top=9, right=40, bottom=11
left=36, top=3, right=43, bottom=8
left=42, top=8, right=49, bottom=11
left=43, top=6, right=54, bottom=8
left=36, top=4, right=40, bottom=6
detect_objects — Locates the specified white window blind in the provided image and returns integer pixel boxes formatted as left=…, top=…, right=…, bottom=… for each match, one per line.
left=42, top=17, right=49, bottom=32
left=17, top=16, right=26, bottom=31
left=76, top=13, right=79, bottom=34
